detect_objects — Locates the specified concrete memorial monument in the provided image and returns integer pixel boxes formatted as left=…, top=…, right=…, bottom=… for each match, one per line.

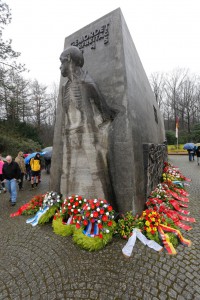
left=50, top=8, right=166, bottom=214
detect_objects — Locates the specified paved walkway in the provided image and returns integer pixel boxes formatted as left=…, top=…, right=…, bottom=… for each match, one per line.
left=0, top=156, right=199, bottom=300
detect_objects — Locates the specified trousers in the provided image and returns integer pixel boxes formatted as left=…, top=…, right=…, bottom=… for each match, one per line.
left=6, top=179, right=17, bottom=203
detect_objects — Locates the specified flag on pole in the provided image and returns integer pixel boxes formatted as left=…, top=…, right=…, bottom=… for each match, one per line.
left=175, top=117, right=179, bottom=138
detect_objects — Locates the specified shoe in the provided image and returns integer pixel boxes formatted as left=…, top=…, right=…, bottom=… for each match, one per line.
left=11, top=202, right=16, bottom=206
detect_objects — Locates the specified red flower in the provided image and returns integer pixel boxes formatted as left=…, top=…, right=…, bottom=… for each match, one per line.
left=93, top=211, right=99, bottom=218
left=70, top=199, right=74, bottom=203
left=90, top=218, right=95, bottom=223
left=78, top=196, right=82, bottom=200
left=107, top=206, right=113, bottom=212
left=76, top=223, right=81, bottom=229
left=83, top=220, right=88, bottom=226
left=98, top=223, right=103, bottom=229
left=100, top=209, right=104, bottom=215
left=102, top=215, right=108, bottom=222
left=99, top=234, right=103, bottom=239
left=86, top=212, right=90, bottom=217
left=74, top=201, right=79, bottom=207
left=107, top=221, right=113, bottom=227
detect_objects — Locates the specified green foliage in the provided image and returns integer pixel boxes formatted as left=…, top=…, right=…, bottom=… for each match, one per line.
left=38, top=205, right=58, bottom=225
left=165, top=130, right=176, bottom=145
left=116, top=211, right=141, bottom=239
left=0, top=120, right=42, bottom=156
left=52, top=217, right=75, bottom=236
left=190, top=123, right=200, bottom=142
left=73, top=224, right=116, bottom=251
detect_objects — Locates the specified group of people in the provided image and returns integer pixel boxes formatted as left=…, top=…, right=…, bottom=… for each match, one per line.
left=0, top=152, right=42, bottom=206
left=187, top=146, right=200, bottom=164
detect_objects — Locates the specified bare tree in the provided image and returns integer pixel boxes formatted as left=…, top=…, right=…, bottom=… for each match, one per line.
left=149, top=72, right=166, bottom=111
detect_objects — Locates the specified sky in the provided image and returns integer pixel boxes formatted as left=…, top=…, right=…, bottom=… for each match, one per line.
left=3, top=0, right=200, bottom=88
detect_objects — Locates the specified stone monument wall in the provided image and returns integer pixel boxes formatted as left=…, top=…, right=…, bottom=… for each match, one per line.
left=50, top=8, right=166, bottom=214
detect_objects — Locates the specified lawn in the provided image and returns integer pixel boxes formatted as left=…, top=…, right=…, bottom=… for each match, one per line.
left=167, top=144, right=187, bottom=154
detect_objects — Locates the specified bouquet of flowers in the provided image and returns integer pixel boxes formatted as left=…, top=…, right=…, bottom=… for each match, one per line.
left=52, top=195, right=87, bottom=236
left=22, top=194, right=45, bottom=215
left=73, top=198, right=116, bottom=251
left=37, top=191, right=63, bottom=224
left=117, top=209, right=179, bottom=247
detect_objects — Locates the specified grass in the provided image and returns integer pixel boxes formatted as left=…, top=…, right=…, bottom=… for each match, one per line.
left=167, top=144, right=187, bottom=154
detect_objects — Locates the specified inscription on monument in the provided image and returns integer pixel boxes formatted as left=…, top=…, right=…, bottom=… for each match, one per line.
left=71, top=24, right=110, bottom=50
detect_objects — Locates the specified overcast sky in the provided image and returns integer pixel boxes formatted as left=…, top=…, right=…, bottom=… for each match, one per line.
left=4, top=0, right=200, bottom=88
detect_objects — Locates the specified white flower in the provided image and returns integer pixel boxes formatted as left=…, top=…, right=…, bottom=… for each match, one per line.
left=71, top=209, right=74, bottom=212
left=73, top=205, right=75, bottom=208
left=106, top=212, right=109, bottom=216
left=94, top=199, right=97, bottom=203
left=79, top=201, right=82, bottom=203
left=97, top=208, right=100, bottom=212
left=98, top=220, right=101, bottom=223
left=68, top=203, right=71, bottom=206
left=87, top=207, right=90, bottom=210
left=104, top=204, right=108, bottom=208
left=105, top=229, right=110, bottom=233
left=90, top=213, right=93, bottom=217
left=84, top=199, right=87, bottom=202
left=78, top=209, right=80, bottom=212
left=57, top=199, right=60, bottom=202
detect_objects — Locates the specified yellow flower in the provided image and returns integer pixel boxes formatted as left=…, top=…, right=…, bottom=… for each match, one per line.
left=145, top=221, right=150, bottom=226
left=151, top=217, right=155, bottom=222
left=155, top=222, right=158, bottom=226
left=153, top=227, right=157, bottom=232
left=146, top=227, right=151, bottom=232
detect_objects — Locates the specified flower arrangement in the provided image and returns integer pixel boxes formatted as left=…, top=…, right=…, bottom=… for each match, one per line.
left=52, top=195, right=87, bottom=236
left=38, top=191, right=63, bottom=225
left=81, top=199, right=115, bottom=237
left=162, top=162, right=191, bottom=182
left=72, top=198, right=116, bottom=251
left=22, top=194, right=45, bottom=215
left=117, top=209, right=179, bottom=248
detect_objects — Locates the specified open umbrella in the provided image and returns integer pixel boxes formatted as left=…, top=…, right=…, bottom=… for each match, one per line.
left=24, top=152, right=45, bottom=164
left=195, top=143, right=200, bottom=147
left=183, top=143, right=195, bottom=150
left=43, top=149, right=52, bottom=160
left=42, top=146, right=52, bottom=153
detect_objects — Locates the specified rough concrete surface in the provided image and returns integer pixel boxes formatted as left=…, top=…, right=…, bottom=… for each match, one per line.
left=0, top=155, right=199, bottom=299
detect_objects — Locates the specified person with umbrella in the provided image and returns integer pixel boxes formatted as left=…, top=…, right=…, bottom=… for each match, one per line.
left=183, top=143, right=195, bottom=161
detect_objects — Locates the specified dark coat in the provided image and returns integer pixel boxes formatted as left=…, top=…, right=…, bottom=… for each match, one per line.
left=2, top=161, right=21, bottom=180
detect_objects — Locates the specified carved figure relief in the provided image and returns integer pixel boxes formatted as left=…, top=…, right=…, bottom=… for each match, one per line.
left=59, top=46, right=116, bottom=199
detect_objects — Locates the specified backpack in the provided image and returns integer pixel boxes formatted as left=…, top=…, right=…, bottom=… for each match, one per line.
left=30, top=158, right=41, bottom=171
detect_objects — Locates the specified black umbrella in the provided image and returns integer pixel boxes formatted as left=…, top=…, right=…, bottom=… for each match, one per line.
left=43, top=149, right=52, bottom=160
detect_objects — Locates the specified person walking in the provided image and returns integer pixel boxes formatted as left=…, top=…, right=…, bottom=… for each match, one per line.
left=0, top=154, right=6, bottom=193
left=196, top=146, right=200, bottom=165
left=2, top=155, right=21, bottom=206
left=15, top=151, right=26, bottom=190
left=30, top=153, right=41, bottom=189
